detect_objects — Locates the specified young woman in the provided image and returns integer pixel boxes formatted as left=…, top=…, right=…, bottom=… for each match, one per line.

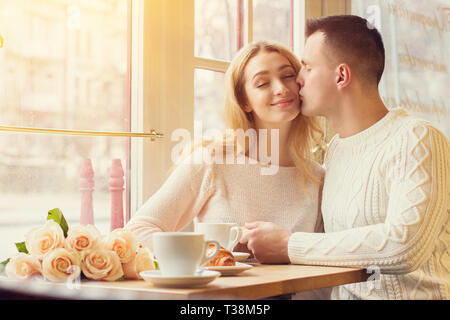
left=125, top=40, right=324, bottom=265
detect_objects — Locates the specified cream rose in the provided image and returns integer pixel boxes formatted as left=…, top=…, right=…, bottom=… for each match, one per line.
left=81, top=249, right=123, bottom=281
left=65, top=224, right=101, bottom=252
left=25, top=220, right=65, bottom=259
left=122, top=245, right=156, bottom=280
left=5, top=253, right=42, bottom=280
left=102, top=228, right=137, bottom=263
left=41, top=248, right=81, bottom=282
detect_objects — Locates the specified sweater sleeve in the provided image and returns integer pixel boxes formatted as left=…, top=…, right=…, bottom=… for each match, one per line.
left=313, top=184, right=325, bottom=233
left=288, top=123, right=449, bottom=274
left=124, top=149, right=215, bottom=249
left=311, top=162, right=325, bottom=233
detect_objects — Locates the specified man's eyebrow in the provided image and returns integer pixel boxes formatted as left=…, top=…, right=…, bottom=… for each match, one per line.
left=251, top=64, right=294, bottom=80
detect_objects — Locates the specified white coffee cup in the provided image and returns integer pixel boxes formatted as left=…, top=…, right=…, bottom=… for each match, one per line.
left=194, top=222, right=243, bottom=252
left=152, top=232, right=220, bottom=277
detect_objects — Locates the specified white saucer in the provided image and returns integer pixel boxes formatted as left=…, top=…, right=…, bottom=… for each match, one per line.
left=204, top=262, right=253, bottom=276
left=140, top=270, right=220, bottom=288
left=232, top=252, right=251, bottom=262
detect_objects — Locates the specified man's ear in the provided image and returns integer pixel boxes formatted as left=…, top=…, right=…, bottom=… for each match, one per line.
left=335, top=63, right=351, bottom=89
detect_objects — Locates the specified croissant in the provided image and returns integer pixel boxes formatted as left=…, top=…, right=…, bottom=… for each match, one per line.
left=204, top=244, right=235, bottom=267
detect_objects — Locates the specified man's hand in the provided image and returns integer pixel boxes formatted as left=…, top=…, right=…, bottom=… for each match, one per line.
left=239, top=221, right=291, bottom=264
left=232, top=242, right=254, bottom=258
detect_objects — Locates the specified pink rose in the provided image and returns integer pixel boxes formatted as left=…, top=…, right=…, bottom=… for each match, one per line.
left=102, top=228, right=137, bottom=263
left=25, top=220, right=65, bottom=259
left=65, top=224, right=101, bottom=252
left=41, top=248, right=81, bottom=282
left=122, top=245, right=156, bottom=280
left=5, top=253, right=42, bottom=280
left=81, top=249, right=123, bottom=281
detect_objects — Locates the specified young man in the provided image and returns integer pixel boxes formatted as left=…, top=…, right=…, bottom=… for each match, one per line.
left=240, top=15, right=449, bottom=300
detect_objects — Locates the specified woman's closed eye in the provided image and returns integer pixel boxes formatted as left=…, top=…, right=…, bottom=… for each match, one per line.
left=256, top=81, right=269, bottom=88
left=255, top=74, right=295, bottom=88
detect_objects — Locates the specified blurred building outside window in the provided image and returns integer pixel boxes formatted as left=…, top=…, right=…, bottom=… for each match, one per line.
left=0, top=0, right=130, bottom=260
left=352, top=0, right=449, bottom=138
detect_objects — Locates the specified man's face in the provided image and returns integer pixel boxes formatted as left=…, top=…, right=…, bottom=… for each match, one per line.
left=296, top=32, right=338, bottom=117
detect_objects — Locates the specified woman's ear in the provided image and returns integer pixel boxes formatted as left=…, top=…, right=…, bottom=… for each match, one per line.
left=335, top=63, right=351, bottom=89
left=242, top=105, right=252, bottom=113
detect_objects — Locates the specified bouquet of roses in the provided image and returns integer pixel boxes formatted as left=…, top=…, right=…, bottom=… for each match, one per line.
left=0, top=208, right=156, bottom=282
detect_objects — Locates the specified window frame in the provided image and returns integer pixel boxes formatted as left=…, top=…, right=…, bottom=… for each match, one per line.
left=131, top=0, right=195, bottom=216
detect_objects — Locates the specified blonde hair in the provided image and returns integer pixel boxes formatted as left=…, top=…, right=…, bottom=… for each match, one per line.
left=222, top=40, right=324, bottom=191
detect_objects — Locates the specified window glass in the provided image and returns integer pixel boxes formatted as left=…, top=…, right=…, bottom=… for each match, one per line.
left=352, top=0, right=449, bottom=137
left=195, top=0, right=238, bottom=61
left=194, top=69, right=226, bottom=133
left=252, top=0, right=291, bottom=48
left=0, top=0, right=129, bottom=131
left=0, top=0, right=130, bottom=260
left=0, top=133, right=128, bottom=259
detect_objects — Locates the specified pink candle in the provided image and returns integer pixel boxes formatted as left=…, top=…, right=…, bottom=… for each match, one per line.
left=109, top=159, right=124, bottom=231
left=80, top=158, right=95, bottom=225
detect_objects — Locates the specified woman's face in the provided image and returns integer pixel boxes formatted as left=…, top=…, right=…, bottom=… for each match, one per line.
left=243, top=51, right=301, bottom=129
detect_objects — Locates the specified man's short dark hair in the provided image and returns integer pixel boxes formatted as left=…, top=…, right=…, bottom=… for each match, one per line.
left=306, top=15, right=385, bottom=85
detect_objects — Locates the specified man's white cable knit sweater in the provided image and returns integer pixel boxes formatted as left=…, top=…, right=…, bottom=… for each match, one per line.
left=288, top=108, right=449, bottom=300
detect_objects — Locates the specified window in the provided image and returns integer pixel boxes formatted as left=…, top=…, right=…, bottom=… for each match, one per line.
left=194, top=0, right=295, bottom=132
left=195, top=0, right=239, bottom=61
left=0, top=0, right=131, bottom=259
left=252, top=0, right=292, bottom=48
left=352, top=0, right=449, bottom=138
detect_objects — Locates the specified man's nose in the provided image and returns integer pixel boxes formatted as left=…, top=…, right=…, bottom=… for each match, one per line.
left=296, top=73, right=303, bottom=87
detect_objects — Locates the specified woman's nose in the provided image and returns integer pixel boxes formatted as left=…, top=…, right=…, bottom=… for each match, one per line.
left=273, top=80, right=289, bottom=95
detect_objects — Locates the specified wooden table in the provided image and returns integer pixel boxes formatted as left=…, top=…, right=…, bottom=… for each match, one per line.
left=0, top=263, right=368, bottom=300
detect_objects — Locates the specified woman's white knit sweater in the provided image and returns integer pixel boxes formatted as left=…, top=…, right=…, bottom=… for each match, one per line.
left=126, top=148, right=325, bottom=248
left=288, top=108, right=449, bottom=300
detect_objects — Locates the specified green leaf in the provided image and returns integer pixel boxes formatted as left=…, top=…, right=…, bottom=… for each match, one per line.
left=47, top=208, right=69, bottom=237
left=153, top=261, right=159, bottom=270
left=0, top=258, right=11, bottom=275
left=15, top=241, right=28, bottom=254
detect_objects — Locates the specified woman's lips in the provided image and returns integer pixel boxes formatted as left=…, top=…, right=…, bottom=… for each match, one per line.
left=271, top=99, right=294, bottom=108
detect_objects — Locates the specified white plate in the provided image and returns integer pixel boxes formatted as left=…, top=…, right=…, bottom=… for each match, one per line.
left=204, top=262, right=253, bottom=276
left=232, top=252, right=251, bottom=262
left=139, top=270, right=220, bottom=288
